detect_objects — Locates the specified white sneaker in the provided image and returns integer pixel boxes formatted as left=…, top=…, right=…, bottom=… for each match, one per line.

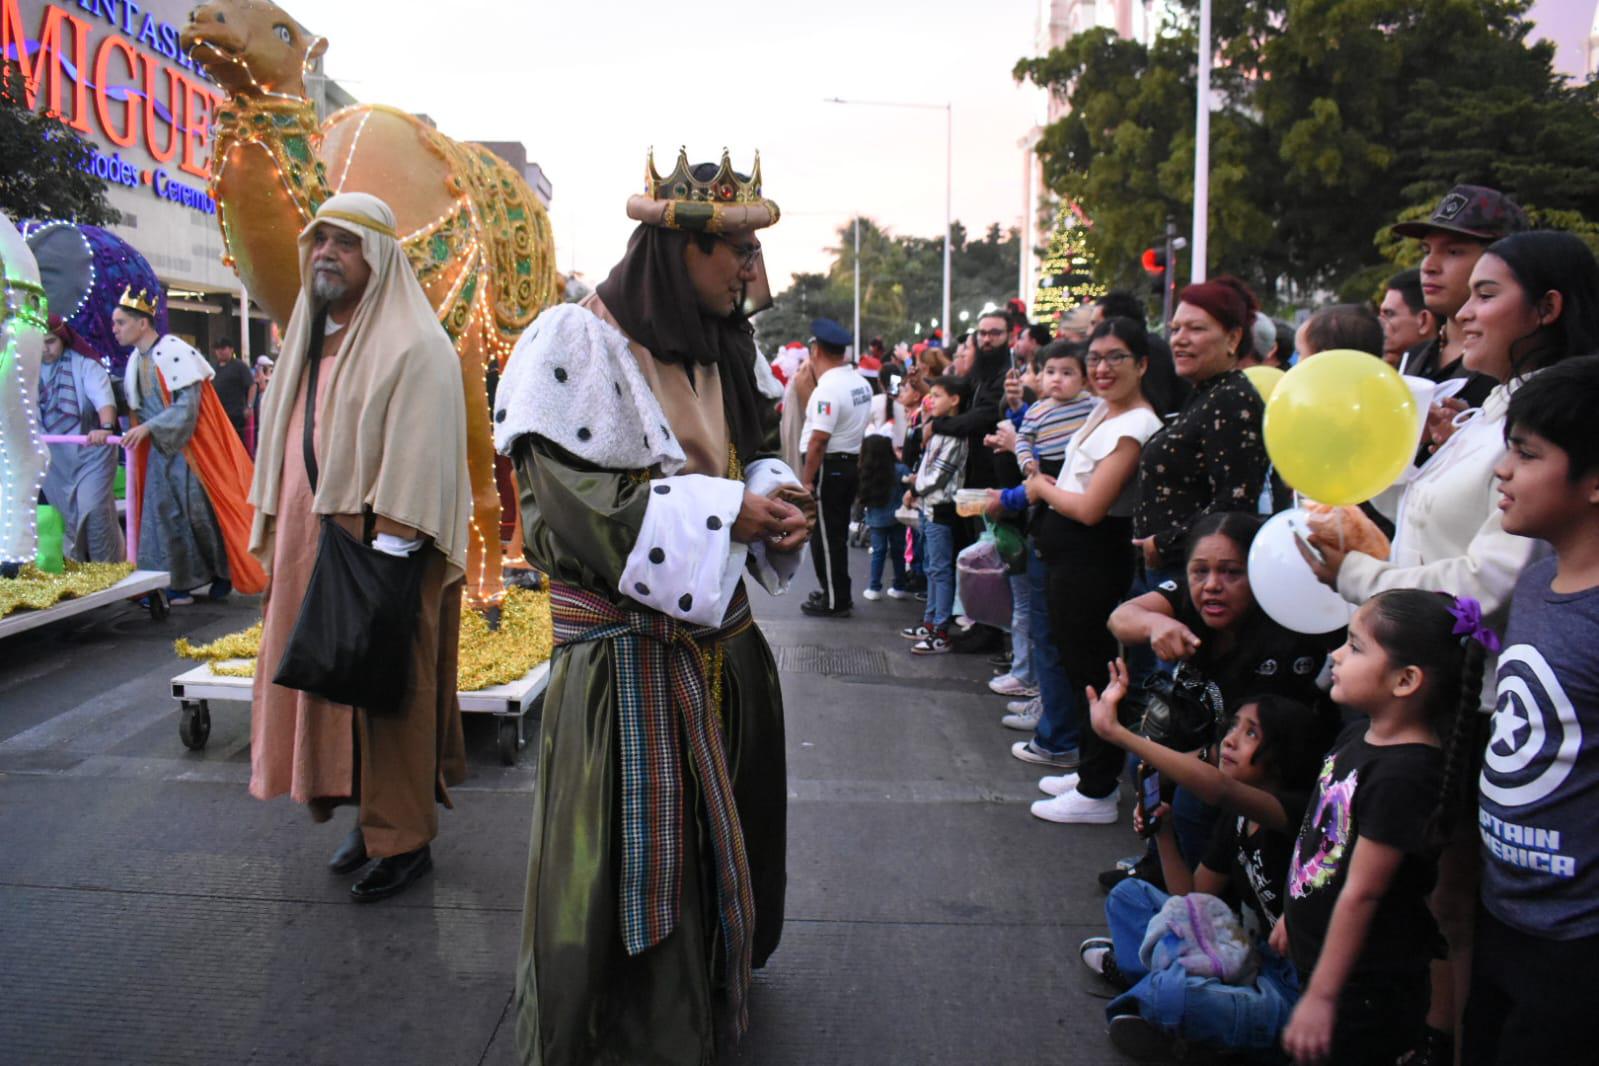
left=1030, top=788, right=1119, bottom=824
left=862, top=588, right=883, bottom=601
left=1000, top=698, right=1041, bottom=731
left=886, top=587, right=912, bottom=600
left=988, top=673, right=1038, bottom=697
left=1037, top=772, right=1080, bottom=796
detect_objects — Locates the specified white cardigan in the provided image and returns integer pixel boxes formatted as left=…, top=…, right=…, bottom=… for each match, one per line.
left=1337, top=382, right=1548, bottom=703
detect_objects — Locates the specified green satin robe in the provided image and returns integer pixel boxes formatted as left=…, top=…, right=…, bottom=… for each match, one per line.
left=512, top=437, right=788, bottom=1066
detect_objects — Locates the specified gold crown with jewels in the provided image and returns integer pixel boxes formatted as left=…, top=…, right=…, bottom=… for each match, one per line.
left=116, top=286, right=158, bottom=316
left=626, top=148, right=780, bottom=233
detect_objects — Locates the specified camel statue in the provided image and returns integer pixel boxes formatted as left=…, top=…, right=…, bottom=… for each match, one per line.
left=180, top=0, right=560, bottom=603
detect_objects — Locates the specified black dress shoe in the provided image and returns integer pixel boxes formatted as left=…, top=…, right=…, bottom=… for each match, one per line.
left=328, top=826, right=368, bottom=875
left=800, top=600, right=852, bottom=618
left=350, top=845, right=432, bottom=903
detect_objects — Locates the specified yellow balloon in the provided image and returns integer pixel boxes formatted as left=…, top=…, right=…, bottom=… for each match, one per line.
left=1243, top=365, right=1285, bottom=402
left=1264, top=350, right=1418, bottom=505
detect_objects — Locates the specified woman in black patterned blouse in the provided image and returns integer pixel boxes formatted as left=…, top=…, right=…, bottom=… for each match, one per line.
left=1132, top=277, right=1270, bottom=577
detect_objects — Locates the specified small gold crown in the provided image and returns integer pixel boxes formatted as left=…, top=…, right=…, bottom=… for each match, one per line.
left=117, top=285, right=158, bottom=316
left=644, top=147, right=764, bottom=205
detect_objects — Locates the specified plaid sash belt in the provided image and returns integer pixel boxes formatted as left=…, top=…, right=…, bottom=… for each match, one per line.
left=549, top=580, right=757, bottom=1032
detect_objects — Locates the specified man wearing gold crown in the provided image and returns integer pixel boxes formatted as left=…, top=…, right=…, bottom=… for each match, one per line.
left=495, top=150, right=812, bottom=1064
left=113, top=288, right=265, bottom=603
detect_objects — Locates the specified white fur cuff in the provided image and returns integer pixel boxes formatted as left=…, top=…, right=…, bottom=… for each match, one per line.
left=619, top=474, right=746, bottom=626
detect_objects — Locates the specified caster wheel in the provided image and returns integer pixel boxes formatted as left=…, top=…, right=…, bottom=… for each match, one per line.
left=497, top=717, right=521, bottom=766
left=149, top=590, right=170, bottom=621
left=179, top=701, right=211, bottom=750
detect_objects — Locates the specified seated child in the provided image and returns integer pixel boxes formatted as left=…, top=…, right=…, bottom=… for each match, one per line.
left=1078, top=660, right=1323, bottom=1058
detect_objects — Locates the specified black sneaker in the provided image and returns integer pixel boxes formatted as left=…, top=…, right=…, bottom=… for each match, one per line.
left=910, top=628, right=951, bottom=655
left=1098, top=854, right=1165, bottom=894
left=948, top=622, right=1002, bottom=655
left=1078, top=937, right=1132, bottom=997
left=901, top=623, right=933, bottom=641
left=801, top=600, right=852, bottom=618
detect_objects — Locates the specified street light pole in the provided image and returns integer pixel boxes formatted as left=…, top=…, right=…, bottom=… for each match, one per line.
left=943, top=102, right=952, bottom=345
left=825, top=96, right=952, bottom=342
left=1191, top=0, right=1212, bottom=284
left=853, top=216, right=861, bottom=360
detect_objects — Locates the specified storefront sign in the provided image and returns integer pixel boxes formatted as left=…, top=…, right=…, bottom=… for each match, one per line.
left=2, top=0, right=224, bottom=181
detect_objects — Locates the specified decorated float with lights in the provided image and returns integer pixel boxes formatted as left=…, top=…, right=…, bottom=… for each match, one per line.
left=153, top=1, right=561, bottom=760
left=0, top=212, right=171, bottom=639
left=180, top=0, right=562, bottom=606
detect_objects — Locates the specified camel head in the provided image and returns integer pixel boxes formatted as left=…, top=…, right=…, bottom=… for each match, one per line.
left=181, top=1, right=326, bottom=99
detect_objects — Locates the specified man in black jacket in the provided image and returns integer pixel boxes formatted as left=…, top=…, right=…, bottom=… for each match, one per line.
left=924, top=309, right=1023, bottom=654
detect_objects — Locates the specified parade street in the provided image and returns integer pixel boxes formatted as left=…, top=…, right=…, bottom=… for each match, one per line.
left=0, top=548, right=1134, bottom=1066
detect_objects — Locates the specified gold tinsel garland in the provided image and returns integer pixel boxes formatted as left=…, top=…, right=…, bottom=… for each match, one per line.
left=0, top=561, right=135, bottom=618
left=173, top=586, right=553, bottom=692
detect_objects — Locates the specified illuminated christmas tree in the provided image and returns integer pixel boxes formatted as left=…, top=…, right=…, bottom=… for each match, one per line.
left=1032, top=204, right=1105, bottom=321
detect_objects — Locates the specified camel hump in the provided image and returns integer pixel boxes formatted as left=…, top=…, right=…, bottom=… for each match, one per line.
left=319, top=105, right=455, bottom=232
left=456, top=143, right=560, bottom=337
left=318, top=105, right=558, bottom=344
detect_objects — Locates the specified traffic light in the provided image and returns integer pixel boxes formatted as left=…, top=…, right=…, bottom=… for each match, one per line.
left=1141, top=247, right=1167, bottom=296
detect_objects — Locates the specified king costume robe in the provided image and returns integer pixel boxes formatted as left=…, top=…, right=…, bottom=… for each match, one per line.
left=496, top=297, right=799, bottom=1066
left=128, top=343, right=228, bottom=590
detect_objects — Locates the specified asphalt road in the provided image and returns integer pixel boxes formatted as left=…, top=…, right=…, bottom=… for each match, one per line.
left=0, top=545, right=1141, bottom=1066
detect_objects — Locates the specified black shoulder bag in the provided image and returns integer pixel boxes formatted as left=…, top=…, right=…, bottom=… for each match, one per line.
left=272, top=324, right=428, bottom=713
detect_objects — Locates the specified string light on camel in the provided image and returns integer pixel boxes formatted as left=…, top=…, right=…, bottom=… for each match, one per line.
left=0, top=276, right=50, bottom=565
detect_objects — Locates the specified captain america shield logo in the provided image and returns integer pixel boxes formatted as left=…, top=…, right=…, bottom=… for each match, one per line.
left=1480, top=644, right=1582, bottom=808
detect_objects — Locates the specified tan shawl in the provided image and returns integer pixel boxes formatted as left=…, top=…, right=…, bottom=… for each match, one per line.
left=249, top=193, right=471, bottom=580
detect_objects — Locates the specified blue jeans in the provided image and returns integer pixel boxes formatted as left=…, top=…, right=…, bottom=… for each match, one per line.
left=1104, top=879, right=1300, bottom=1051
left=1006, top=572, right=1034, bottom=686
left=1027, top=548, right=1076, bottom=753
left=921, top=519, right=956, bottom=629
left=867, top=524, right=907, bottom=592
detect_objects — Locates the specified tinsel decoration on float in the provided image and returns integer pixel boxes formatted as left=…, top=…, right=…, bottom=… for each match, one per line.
left=0, top=561, right=136, bottom=618
left=179, top=0, right=562, bottom=605
left=0, top=210, right=50, bottom=570
left=175, top=585, right=555, bottom=690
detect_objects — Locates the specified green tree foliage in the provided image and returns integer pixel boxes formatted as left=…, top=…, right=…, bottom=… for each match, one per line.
left=0, top=68, right=117, bottom=227
left=756, top=219, right=1020, bottom=351
left=1015, top=0, right=1599, bottom=302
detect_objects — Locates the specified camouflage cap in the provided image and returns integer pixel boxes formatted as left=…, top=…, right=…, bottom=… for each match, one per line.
left=1391, top=184, right=1529, bottom=242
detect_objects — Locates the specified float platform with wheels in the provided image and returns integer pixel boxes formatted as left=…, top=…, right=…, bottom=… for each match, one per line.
left=0, top=569, right=172, bottom=639
left=169, top=659, right=550, bottom=765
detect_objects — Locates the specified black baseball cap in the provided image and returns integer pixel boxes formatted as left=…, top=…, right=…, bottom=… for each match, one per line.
left=1391, top=184, right=1529, bottom=242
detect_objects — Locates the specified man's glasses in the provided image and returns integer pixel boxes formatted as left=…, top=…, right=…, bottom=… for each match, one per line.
left=1085, top=351, right=1134, bottom=368
left=717, top=236, right=763, bottom=271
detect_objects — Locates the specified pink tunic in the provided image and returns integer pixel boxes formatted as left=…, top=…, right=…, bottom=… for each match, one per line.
left=249, top=348, right=354, bottom=804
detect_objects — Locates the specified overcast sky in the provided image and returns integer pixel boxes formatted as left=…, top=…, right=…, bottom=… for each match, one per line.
left=305, top=0, right=1044, bottom=289
left=303, top=0, right=1594, bottom=289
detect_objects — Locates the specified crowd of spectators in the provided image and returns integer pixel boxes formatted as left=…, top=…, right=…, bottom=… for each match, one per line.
left=770, top=184, right=1599, bottom=1065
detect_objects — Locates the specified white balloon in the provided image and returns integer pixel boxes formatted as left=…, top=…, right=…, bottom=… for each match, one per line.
left=1248, top=509, right=1355, bottom=635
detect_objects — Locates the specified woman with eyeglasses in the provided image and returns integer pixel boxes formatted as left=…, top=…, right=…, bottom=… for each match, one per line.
left=1017, top=318, right=1164, bottom=821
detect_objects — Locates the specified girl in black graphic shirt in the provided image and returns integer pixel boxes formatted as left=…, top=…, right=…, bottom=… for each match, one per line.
left=1276, top=590, right=1488, bottom=1065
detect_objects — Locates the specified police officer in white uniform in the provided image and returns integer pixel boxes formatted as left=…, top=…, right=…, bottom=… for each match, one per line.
left=799, top=318, right=872, bottom=616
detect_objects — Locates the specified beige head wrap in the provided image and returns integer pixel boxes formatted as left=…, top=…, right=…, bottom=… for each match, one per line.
left=249, top=193, right=471, bottom=580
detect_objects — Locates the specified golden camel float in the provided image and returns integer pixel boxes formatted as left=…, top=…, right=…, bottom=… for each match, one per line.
left=180, top=0, right=560, bottom=602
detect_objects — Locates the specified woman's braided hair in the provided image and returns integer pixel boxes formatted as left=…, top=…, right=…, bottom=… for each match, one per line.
left=1363, top=589, right=1493, bottom=849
